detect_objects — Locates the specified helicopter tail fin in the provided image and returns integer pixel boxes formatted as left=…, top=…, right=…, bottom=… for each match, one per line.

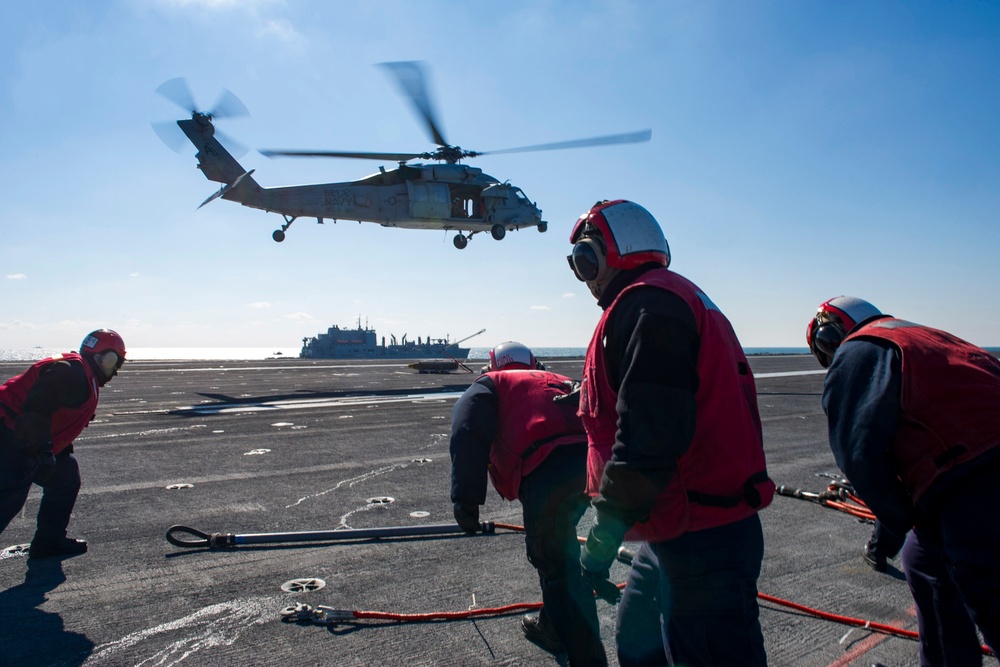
left=176, top=117, right=259, bottom=189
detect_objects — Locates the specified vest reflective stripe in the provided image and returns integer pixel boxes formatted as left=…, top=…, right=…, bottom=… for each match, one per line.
left=485, top=369, right=587, bottom=500
left=580, top=268, right=774, bottom=541
left=0, top=352, right=99, bottom=455
left=846, top=319, right=1000, bottom=502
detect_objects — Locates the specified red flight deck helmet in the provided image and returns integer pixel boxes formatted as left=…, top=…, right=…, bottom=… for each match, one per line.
left=80, top=329, right=127, bottom=381
left=806, top=296, right=882, bottom=368
left=567, top=200, right=670, bottom=285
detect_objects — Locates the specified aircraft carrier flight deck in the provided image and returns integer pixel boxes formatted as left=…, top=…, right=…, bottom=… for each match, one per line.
left=0, top=355, right=943, bottom=666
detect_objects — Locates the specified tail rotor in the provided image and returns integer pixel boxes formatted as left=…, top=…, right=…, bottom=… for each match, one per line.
left=152, top=77, right=250, bottom=157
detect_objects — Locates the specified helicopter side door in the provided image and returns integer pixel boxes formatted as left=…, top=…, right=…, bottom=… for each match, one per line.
left=406, top=182, right=451, bottom=219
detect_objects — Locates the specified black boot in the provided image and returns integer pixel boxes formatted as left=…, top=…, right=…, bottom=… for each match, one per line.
left=521, top=612, right=566, bottom=654
left=28, top=537, right=88, bottom=559
left=863, top=540, right=888, bottom=572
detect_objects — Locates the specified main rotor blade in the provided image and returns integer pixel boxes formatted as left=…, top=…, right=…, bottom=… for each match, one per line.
left=259, top=148, right=423, bottom=161
left=155, top=77, right=197, bottom=113
left=477, top=129, right=652, bottom=156
left=379, top=61, right=448, bottom=147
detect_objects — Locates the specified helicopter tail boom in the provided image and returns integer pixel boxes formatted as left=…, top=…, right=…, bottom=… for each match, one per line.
left=177, top=117, right=262, bottom=203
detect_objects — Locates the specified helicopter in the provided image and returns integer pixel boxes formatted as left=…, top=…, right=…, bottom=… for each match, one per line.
left=155, top=63, right=651, bottom=250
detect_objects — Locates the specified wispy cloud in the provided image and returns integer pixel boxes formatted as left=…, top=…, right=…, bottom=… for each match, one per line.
left=247, top=301, right=271, bottom=309
left=562, top=293, right=576, bottom=298
left=153, top=0, right=278, bottom=9
left=284, top=312, right=314, bottom=320
left=150, top=0, right=304, bottom=44
left=54, top=319, right=92, bottom=333
left=258, top=18, right=300, bottom=43
left=0, top=320, right=35, bottom=331
left=6, top=274, right=27, bottom=280
left=530, top=305, right=551, bottom=311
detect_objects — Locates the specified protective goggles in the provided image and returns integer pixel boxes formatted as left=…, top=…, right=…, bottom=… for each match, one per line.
left=566, top=237, right=606, bottom=282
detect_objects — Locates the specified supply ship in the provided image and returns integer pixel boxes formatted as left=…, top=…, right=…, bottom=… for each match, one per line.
left=299, top=319, right=475, bottom=360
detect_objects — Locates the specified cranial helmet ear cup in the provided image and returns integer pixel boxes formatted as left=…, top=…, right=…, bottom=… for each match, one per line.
left=588, top=238, right=609, bottom=284
left=96, top=351, right=119, bottom=374
left=571, top=237, right=609, bottom=283
left=811, top=322, right=847, bottom=368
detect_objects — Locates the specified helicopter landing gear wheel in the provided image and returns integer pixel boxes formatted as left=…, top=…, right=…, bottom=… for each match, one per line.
left=453, top=234, right=468, bottom=250
left=537, top=222, right=548, bottom=233
left=490, top=224, right=506, bottom=241
left=273, top=215, right=296, bottom=243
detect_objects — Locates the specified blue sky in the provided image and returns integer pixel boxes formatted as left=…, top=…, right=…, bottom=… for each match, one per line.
left=2, top=1, right=998, bottom=352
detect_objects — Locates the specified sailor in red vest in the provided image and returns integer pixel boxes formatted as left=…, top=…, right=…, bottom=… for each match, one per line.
left=0, top=329, right=126, bottom=558
left=450, top=341, right=607, bottom=666
left=808, top=296, right=1000, bottom=662
left=567, top=200, right=773, bottom=667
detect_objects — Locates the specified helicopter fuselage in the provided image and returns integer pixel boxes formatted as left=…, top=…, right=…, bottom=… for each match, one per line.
left=177, top=116, right=546, bottom=247
left=245, top=164, right=541, bottom=231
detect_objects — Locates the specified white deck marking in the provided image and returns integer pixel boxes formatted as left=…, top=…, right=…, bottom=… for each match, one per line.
left=87, top=596, right=281, bottom=666
left=755, top=370, right=826, bottom=378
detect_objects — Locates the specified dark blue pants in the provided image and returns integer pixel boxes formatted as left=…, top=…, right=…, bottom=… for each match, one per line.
left=901, top=531, right=983, bottom=667
left=0, top=444, right=81, bottom=543
left=911, top=462, right=1000, bottom=662
left=520, top=444, right=607, bottom=667
left=616, top=513, right=767, bottom=667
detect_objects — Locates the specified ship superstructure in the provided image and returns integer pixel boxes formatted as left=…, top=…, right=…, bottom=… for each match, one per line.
left=300, top=319, right=471, bottom=360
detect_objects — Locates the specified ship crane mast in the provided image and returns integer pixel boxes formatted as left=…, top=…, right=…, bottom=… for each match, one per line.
left=453, top=329, right=486, bottom=346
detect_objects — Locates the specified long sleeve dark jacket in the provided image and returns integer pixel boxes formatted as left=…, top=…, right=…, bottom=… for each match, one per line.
left=590, top=264, right=701, bottom=526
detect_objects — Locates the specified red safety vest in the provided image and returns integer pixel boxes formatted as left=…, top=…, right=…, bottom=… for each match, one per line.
left=485, top=369, right=587, bottom=500
left=0, top=352, right=100, bottom=455
left=580, top=268, right=774, bottom=541
left=845, top=318, right=1000, bottom=502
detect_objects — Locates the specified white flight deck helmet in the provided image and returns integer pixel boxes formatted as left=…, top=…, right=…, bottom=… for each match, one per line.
left=488, top=341, right=541, bottom=372
left=806, top=296, right=882, bottom=368
left=567, top=200, right=670, bottom=300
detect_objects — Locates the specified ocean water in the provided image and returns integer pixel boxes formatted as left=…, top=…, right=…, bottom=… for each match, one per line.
left=1, top=346, right=814, bottom=362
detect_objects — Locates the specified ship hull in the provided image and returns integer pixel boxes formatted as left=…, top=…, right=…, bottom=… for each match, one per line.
left=301, top=345, right=470, bottom=360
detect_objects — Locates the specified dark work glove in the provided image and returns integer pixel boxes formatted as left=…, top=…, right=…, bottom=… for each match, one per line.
left=453, top=502, right=480, bottom=534
left=34, top=451, right=57, bottom=484
left=582, top=567, right=621, bottom=605
left=580, top=516, right=626, bottom=604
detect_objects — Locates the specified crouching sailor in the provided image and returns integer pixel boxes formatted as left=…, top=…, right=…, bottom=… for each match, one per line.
left=0, top=330, right=126, bottom=558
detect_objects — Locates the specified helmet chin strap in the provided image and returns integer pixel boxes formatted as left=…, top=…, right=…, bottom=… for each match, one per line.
left=586, top=267, right=620, bottom=301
